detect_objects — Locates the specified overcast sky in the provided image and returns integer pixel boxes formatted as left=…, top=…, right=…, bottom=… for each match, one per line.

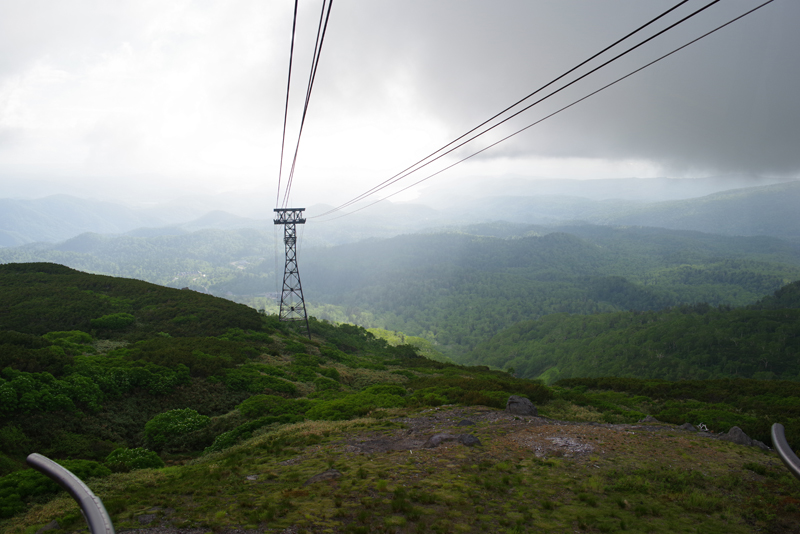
left=0, top=0, right=798, bottom=208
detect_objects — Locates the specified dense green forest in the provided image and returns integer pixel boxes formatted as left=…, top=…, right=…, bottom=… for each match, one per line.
left=5, top=223, right=798, bottom=358
left=297, top=226, right=800, bottom=355
left=465, top=280, right=800, bottom=383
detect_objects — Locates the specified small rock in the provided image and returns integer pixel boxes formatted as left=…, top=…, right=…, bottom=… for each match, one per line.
left=424, top=433, right=481, bottom=448
left=304, top=468, right=342, bottom=486
left=456, top=419, right=476, bottom=427
left=36, top=520, right=60, bottom=534
left=246, top=474, right=259, bottom=481
left=424, top=433, right=458, bottom=448
left=638, top=415, right=659, bottom=423
left=506, top=395, right=537, bottom=416
left=458, top=434, right=481, bottom=447
left=679, top=422, right=697, bottom=431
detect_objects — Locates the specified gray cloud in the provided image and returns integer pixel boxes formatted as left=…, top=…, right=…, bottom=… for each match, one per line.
left=0, top=0, right=798, bottom=200
left=317, top=0, right=800, bottom=177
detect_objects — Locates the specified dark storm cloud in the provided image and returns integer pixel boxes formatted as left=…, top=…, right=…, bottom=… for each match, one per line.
left=320, top=0, right=800, bottom=177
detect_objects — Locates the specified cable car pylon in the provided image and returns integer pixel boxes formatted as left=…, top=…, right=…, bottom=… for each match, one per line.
left=274, top=208, right=310, bottom=338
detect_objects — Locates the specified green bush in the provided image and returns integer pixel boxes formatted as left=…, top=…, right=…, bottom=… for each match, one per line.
left=293, top=353, right=320, bottom=367
left=218, top=366, right=297, bottom=395
left=306, top=387, right=406, bottom=421
left=284, top=341, right=308, bottom=354
left=144, top=408, right=210, bottom=449
left=290, top=365, right=317, bottom=382
left=0, top=460, right=110, bottom=519
left=318, top=367, right=340, bottom=381
left=238, top=395, right=290, bottom=418
left=204, top=414, right=303, bottom=454
left=105, top=447, right=164, bottom=472
left=90, top=313, right=136, bottom=330
left=41, top=331, right=95, bottom=355
left=314, top=376, right=340, bottom=392
left=0, top=453, right=18, bottom=477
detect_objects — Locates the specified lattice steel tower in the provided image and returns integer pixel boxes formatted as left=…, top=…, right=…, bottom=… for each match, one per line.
left=274, top=208, right=310, bottom=337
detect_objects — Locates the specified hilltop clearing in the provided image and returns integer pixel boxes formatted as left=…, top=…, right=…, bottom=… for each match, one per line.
left=4, top=405, right=798, bottom=534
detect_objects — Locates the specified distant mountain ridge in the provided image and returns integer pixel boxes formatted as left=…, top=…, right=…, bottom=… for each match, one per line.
left=595, top=181, right=800, bottom=237
left=0, top=195, right=164, bottom=247
left=3, top=178, right=799, bottom=247
left=447, top=181, right=800, bottom=238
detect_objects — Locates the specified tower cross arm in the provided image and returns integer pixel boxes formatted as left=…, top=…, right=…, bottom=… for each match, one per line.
left=274, top=208, right=306, bottom=225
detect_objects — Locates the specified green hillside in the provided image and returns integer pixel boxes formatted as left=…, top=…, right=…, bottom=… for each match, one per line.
left=2, top=264, right=800, bottom=533
left=465, top=280, right=800, bottom=384
left=4, top=224, right=800, bottom=359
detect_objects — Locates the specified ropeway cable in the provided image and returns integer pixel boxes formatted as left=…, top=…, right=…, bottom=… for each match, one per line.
left=311, top=0, right=708, bottom=219
left=281, top=0, right=334, bottom=208
left=276, top=0, right=299, bottom=207
left=316, top=0, right=776, bottom=222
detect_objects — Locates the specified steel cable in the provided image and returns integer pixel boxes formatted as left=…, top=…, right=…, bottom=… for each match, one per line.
left=312, top=0, right=720, bottom=219
left=282, top=0, right=334, bottom=208
left=276, top=0, right=299, bottom=207
left=317, top=0, right=775, bottom=222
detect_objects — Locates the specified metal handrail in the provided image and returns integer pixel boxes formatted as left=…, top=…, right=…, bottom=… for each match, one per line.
left=771, top=423, right=800, bottom=480
left=26, top=453, right=116, bottom=534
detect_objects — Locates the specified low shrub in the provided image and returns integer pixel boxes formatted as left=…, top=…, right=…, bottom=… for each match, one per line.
left=0, top=460, right=110, bottom=519
left=306, top=386, right=406, bottom=421
left=105, top=447, right=165, bottom=472
left=90, top=313, right=136, bottom=330
left=144, top=408, right=210, bottom=449
left=204, top=414, right=303, bottom=453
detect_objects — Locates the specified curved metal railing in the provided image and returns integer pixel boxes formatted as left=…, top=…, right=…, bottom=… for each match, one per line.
left=26, top=453, right=116, bottom=534
left=771, top=423, right=800, bottom=480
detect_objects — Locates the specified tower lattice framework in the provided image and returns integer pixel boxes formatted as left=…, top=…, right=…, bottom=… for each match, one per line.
left=274, top=208, right=310, bottom=337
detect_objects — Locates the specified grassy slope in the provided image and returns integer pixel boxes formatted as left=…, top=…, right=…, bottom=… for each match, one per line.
left=2, top=264, right=800, bottom=533
left=5, top=406, right=799, bottom=534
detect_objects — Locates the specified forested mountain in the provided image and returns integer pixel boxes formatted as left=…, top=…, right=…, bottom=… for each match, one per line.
left=295, top=226, right=800, bottom=354
left=0, top=196, right=165, bottom=247
left=465, top=280, right=800, bottom=383
left=438, top=180, right=800, bottom=238
left=595, top=181, right=800, bottom=238
left=3, top=224, right=800, bottom=357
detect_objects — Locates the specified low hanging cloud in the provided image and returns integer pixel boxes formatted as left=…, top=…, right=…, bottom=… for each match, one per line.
left=321, top=0, right=800, bottom=178
left=0, top=0, right=798, bottom=200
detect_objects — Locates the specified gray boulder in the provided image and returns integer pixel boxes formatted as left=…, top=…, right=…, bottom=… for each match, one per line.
left=458, top=434, right=482, bottom=447
left=424, top=433, right=458, bottom=448
left=679, top=422, right=697, bottom=431
left=424, top=433, right=481, bottom=448
left=719, top=426, right=769, bottom=450
left=638, top=415, right=659, bottom=423
left=506, top=395, right=537, bottom=416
